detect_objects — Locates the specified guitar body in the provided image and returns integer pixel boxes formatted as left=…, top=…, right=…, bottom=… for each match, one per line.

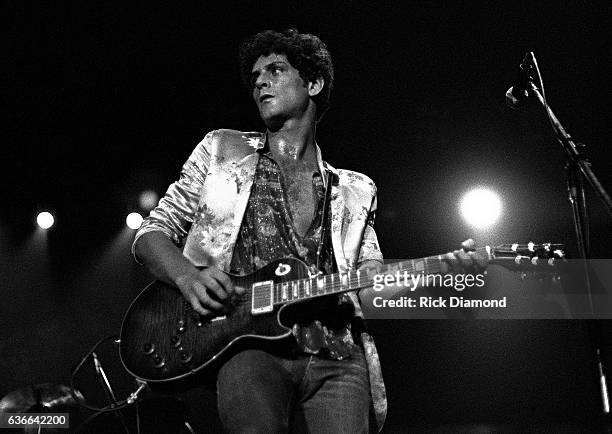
left=119, top=258, right=311, bottom=383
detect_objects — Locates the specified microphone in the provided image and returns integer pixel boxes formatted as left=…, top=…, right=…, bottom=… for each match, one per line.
left=505, top=52, right=535, bottom=108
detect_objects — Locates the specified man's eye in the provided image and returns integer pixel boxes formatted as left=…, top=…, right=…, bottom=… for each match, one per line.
left=272, top=67, right=282, bottom=75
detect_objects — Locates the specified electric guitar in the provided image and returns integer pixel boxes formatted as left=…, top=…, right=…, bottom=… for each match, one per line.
left=119, top=243, right=564, bottom=383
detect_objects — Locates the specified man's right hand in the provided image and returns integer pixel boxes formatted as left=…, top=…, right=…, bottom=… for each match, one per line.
left=174, top=267, right=245, bottom=318
left=134, top=232, right=246, bottom=318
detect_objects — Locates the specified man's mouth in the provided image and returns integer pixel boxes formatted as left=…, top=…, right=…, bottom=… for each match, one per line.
left=259, top=94, right=274, bottom=103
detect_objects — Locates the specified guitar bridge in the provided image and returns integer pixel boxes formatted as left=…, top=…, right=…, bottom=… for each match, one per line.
left=251, top=280, right=274, bottom=315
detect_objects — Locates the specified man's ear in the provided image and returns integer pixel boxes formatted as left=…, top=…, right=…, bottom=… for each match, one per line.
left=308, top=77, right=324, bottom=97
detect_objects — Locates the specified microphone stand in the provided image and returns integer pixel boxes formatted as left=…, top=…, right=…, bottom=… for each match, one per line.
left=92, top=351, right=131, bottom=433
left=522, top=61, right=612, bottom=423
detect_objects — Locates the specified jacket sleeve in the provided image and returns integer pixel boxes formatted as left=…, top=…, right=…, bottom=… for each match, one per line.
left=131, top=131, right=214, bottom=263
left=357, top=187, right=384, bottom=266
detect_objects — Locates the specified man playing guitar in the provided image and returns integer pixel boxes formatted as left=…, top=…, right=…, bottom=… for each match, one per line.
left=132, top=29, right=483, bottom=433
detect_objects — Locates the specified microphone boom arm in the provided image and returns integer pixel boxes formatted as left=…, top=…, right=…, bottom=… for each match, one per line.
left=526, top=80, right=612, bottom=219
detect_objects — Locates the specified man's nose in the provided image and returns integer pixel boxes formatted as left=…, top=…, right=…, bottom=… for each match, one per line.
left=254, top=72, right=270, bottom=90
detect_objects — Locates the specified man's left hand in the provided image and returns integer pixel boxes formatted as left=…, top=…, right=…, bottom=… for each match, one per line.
left=441, top=238, right=489, bottom=274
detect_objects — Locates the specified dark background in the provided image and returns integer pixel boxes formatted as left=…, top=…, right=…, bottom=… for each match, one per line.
left=3, top=1, right=612, bottom=431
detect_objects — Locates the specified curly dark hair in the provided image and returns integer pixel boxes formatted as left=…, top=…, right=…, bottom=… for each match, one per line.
left=239, top=29, right=334, bottom=121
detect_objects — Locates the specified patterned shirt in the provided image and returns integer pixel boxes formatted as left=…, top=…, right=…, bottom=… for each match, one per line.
left=230, top=153, right=359, bottom=360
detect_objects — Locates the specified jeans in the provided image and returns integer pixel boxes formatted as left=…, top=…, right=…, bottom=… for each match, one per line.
left=216, top=345, right=370, bottom=433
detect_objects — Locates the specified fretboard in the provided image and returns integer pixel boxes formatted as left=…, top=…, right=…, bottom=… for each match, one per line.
left=270, top=248, right=486, bottom=306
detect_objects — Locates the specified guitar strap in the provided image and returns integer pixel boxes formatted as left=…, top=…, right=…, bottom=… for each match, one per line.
left=316, top=170, right=334, bottom=272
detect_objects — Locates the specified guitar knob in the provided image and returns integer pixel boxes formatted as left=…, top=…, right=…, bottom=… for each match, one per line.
left=143, top=343, right=155, bottom=355
left=179, top=350, right=192, bottom=364
left=177, top=319, right=186, bottom=334
left=152, top=355, right=166, bottom=369
left=170, top=335, right=181, bottom=348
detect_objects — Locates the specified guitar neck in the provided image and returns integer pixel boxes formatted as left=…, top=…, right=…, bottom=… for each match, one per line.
left=268, top=241, right=564, bottom=307
left=270, top=247, right=491, bottom=306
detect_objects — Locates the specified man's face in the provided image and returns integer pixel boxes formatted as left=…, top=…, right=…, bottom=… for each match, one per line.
left=250, top=53, right=311, bottom=126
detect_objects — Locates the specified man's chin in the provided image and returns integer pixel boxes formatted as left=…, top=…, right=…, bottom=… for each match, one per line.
left=261, top=113, right=286, bottom=131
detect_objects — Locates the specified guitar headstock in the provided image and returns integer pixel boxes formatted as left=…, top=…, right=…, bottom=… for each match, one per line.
left=488, top=242, right=566, bottom=272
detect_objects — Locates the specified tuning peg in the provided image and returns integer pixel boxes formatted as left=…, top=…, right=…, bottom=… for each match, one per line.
left=544, top=243, right=551, bottom=252
left=553, top=249, right=565, bottom=258
left=511, top=243, right=518, bottom=252
left=531, top=257, right=539, bottom=265
left=528, top=241, right=535, bottom=252
left=548, top=258, right=556, bottom=266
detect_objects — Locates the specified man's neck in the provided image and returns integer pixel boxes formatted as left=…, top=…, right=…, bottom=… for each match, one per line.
left=266, top=119, right=318, bottom=168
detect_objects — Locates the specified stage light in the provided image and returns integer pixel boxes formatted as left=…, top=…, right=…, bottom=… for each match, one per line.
left=126, top=212, right=143, bottom=230
left=36, top=212, right=55, bottom=230
left=460, top=188, right=502, bottom=229
left=138, top=190, right=159, bottom=211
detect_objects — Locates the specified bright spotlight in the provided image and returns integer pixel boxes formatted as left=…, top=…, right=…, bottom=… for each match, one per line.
left=460, top=188, right=502, bottom=229
left=126, top=212, right=143, bottom=230
left=36, top=212, right=55, bottom=230
left=138, top=190, right=159, bottom=211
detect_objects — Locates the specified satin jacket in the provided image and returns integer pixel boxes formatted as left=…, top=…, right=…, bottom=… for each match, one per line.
left=133, top=129, right=387, bottom=430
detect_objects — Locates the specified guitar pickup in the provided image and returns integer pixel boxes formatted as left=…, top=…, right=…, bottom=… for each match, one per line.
left=252, top=280, right=274, bottom=315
